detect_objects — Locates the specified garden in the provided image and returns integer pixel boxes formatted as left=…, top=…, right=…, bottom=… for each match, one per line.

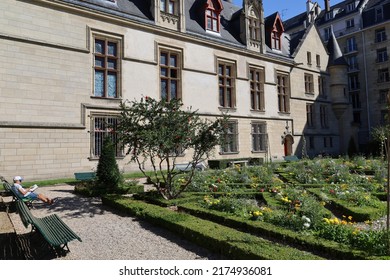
left=96, top=98, right=390, bottom=260
left=101, top=156, right=390, bottom=260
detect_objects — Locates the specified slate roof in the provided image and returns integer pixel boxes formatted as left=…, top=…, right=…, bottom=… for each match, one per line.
left=288, top=29, right=307, bottom=56
left=362, top=0, right=390, bottom=27
left=315, top=0, right=367, bottom=26
left=184, top=0, right=244, bottom=47
left=56, top=0, right=296, bottom=60
left=326, top=28, right=348, bottom=66
left=60, top=0, right=154, bottom=23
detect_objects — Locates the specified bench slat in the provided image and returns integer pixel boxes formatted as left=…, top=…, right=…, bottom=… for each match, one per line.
left=16, top=200, right=81, bottom=250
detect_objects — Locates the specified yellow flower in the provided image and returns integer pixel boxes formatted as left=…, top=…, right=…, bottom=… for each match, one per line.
left=348, top=216, right=353, bottom=221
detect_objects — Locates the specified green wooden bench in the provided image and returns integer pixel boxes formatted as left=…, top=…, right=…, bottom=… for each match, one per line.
left=16, top=200, right=82, bottom=254
left=2, top=181, right=34, bottom=208
left=284, top=155, right=299, bottom=162
left=74, top=172, right=96, bottom=181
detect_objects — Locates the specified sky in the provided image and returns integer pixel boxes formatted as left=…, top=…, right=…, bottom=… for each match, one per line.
left=232, top=0, right=344, bottom=20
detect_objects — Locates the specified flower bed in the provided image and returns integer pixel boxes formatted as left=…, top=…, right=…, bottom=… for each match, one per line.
left=101, top=157, right=390, bottom=259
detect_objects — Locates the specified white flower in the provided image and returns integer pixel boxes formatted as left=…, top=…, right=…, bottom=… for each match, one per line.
left=302, top=215, right=311, bottom=223
left=303, top=222, right=310, bottom=229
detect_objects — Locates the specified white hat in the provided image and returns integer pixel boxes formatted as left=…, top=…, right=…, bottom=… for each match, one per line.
left=13, top=176, right=23, bottom=181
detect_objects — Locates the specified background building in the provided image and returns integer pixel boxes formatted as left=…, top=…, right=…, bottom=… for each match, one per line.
left=285, top=0, right=390, bottom=153
left=0, top=0, right=350, bottom=180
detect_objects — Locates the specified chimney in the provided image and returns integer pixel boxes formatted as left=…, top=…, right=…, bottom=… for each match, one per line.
left=307, top=0, right=314, bottom=15
left=325, top=0, right=330, bottom=12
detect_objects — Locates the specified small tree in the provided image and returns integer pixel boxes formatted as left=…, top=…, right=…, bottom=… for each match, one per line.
left=116, top=97, right=228, bottom=200
left=96, top=136, right=123, bottom=193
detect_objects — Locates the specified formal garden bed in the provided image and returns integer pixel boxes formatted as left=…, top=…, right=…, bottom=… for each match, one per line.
left=97, top=157, right=390, bottom=259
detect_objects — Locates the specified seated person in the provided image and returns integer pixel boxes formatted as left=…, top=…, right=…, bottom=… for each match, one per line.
left=12, top=176, right=56, bottom=205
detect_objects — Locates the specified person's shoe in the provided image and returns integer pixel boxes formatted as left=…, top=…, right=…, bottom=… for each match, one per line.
left=48, top=198, right=59, bottom=205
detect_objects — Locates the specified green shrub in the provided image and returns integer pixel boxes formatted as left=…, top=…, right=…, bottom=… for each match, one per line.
left=95, top=137, right=123, bottom=193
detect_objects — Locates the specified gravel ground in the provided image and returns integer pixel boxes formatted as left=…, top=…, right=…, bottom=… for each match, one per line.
left=7, top=184, right=223, bottom=260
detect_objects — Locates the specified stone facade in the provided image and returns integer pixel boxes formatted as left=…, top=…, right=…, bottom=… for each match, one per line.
left=0, top=0, right=349, bottom=180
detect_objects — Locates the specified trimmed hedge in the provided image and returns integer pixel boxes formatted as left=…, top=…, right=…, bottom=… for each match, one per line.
left=308, top=188, right=386, bottom=221
left=102, top=195, right=323, bottom=260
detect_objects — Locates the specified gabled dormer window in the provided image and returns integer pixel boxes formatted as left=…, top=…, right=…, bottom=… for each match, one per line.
left=346, top=2, right=356, bottom=13
left=325, top=12, right=333, bottom=21
left=267, top=13, right=284, bottom=51
left=205, top=0, right=223, bottom=33
left=376, top=7, right=383, bottom=22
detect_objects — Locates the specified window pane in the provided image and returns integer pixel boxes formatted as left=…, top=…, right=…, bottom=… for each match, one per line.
left=160, top=0, right=166, bottom=12
left=219, top=88, right=224, bottom=106
left=95, top=57, right=105, bottom=68
left=226, top=66, right=231, bottom=76
left=226, top=78, right=231, bottom=87
left=170, top=55, right=177, bottom=67
left=107, top=42, right=117, bottom=56
left=95, top=40, right=104, bottom=54
left=94, top=70, right=104, bottom=97
left=160, top=53, right=167, bottom=65
left=161, top=67, right=168, bottom=77
left=226, top=88, right=231, bottom=107
left=212, top=19, right=218, bottom=31
left=171, top=80, right=177, bottom=99
left=218, top=65, right=223, bottom=75
left=168, top=1, right=174, bottom=14
left=170, top=69, right=177, bottom=78
left=107, top=59, right=116, bottom=69
left=161, top=79, right=167, bottom=100
left=108, top=72, right=117, bottom=98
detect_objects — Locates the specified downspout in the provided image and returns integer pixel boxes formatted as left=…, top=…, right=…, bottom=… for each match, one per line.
left=362, top=31, right=371, bottom=139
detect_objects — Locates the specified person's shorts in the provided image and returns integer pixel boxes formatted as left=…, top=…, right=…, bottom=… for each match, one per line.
left=25, top=192, right=38, bottom=200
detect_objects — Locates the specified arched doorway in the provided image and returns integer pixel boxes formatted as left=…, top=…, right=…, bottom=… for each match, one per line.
left=283, top=134, right=294, bottom=156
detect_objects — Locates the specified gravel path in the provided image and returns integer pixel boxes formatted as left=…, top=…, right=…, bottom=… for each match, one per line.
left=7, top=184, right=223, bottom=260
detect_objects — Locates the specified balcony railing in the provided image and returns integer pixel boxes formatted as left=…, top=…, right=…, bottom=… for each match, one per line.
left=334, top=25, right=360, bottom=38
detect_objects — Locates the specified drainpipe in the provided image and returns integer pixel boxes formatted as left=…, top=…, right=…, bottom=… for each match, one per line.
left=362, top=31, right=371, bottom=140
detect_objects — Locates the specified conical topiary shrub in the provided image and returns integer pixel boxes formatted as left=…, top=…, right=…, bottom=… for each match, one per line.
left=95, top=136, right=122, bottom=193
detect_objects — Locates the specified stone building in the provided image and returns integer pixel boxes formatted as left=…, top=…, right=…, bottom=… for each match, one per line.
left=0, top=0, right=350, bottom=180
left=285, top=0, right=390, bottom=152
